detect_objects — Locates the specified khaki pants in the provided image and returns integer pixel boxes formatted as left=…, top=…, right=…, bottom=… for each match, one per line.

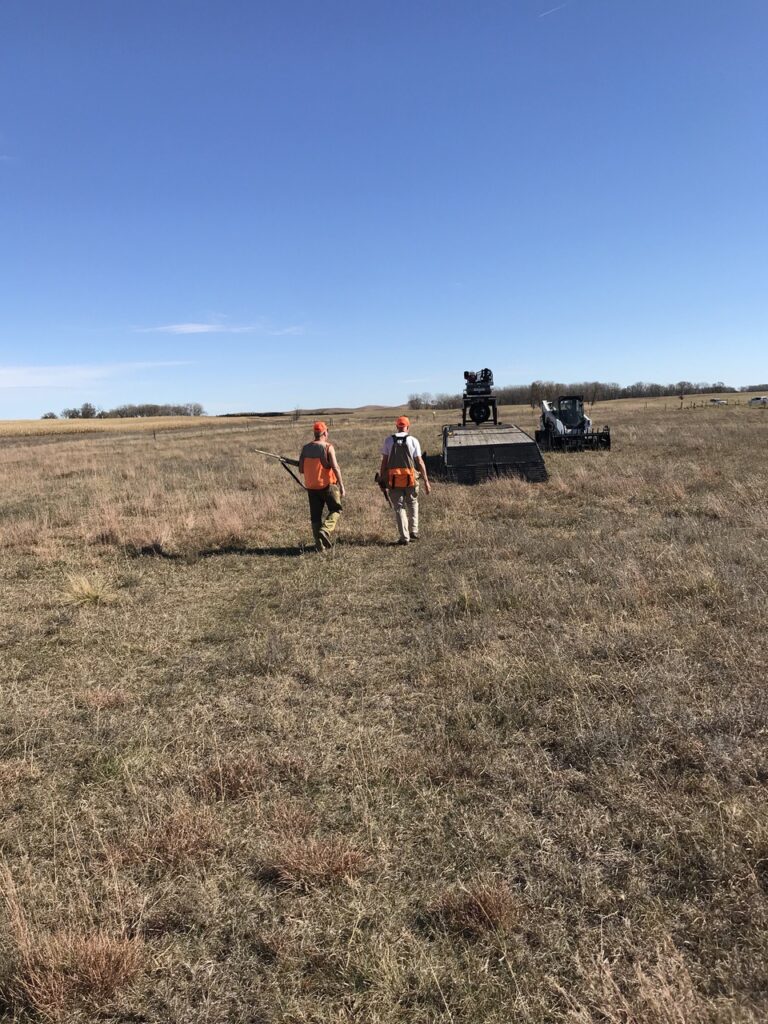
left=389, top=483, right=419, bottom=542
left=307, top=485, right=342, bottom=548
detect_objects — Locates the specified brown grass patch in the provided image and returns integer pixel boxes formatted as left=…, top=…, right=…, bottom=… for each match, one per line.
left=115, top=805, right=219, bottom=875
left=1, top=868, right=143, bottom=1022
left=63, top=573, right=118, bottom=606
left=190, top=750, right=267, bottom=801
left=0, top=758, right=40, bottom=788
left=259, top=836, right=371, bottom=888
left=73, top=686, right=129, bottom=711
left=559, top=943, right=709, bottom=1024
left=426, top=879, right=520, bottom=939
left=7, top=931, right=144, bottom=1022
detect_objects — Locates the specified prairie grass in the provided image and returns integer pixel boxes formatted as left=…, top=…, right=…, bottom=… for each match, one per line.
left=63, top=574, right=118, bottom=606
left=0, top=415, right=250, bottom=437
left=0, top=399, right=766, bottom=1021
left=1, top=865, right=144, bottom=1022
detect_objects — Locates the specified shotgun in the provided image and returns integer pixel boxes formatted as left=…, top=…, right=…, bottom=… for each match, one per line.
left=374, top=471, right=391, bottom=504
left=252, top=448, right=305, bottom=489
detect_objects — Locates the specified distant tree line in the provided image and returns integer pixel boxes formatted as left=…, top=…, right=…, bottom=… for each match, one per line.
left=216, top=411, right=288, bottom=418
left=44, top=402, right=205, bottom=420
left=408, top=380, right=759, bottom=410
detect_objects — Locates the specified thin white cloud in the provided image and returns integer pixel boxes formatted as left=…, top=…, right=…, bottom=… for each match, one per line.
left=0, top=361, right=190, bottom=390
left=267, top=325, right=304, bottom=337
left=137, top=321, right=304, bottom=337
left=539, top=1, right=571, bottom=17
left=139, top=322, right=256, bottom=335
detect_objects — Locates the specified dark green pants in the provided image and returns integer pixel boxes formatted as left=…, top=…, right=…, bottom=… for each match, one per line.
left=307, top=485, right=342, bottom=548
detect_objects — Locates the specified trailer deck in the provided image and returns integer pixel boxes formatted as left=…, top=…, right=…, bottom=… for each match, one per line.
left=425, top=423, right=548, bottom=484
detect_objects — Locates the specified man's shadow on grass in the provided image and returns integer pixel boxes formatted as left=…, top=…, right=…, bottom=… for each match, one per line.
left=127, top=543, right=305, bottom=560
left=127, top=537, right=394, bottom=561
left=202, top=538, right=394, bottom=557
left=199, top=537, right=394, bottom=558
left=199, top=544, right=307, bottom=558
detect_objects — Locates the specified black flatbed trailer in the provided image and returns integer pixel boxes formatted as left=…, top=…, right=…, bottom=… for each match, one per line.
left=424, top=423, right=548, bottom=484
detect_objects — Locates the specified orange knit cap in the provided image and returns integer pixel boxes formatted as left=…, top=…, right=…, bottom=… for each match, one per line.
left=395, top=416, right=410, bottom=430
left=313, top=421, right=328, bottom=436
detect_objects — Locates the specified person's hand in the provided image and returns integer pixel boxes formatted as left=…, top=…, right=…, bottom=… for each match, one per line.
left=339, top=484, right=346, bottom=498
left=424, top=481, right=432, bottom=495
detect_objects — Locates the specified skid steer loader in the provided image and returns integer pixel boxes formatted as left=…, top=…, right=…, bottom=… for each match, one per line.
left=535, top=395, right=610, bottom=452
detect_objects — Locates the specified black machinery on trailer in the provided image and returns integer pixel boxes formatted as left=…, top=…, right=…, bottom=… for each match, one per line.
left=462, top=368, right=498, bottom=425
left=424, top=368, right=548, bottom=484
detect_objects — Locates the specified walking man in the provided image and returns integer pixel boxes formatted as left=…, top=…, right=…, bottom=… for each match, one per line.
left=299, top=422, right=345, bottom=550
left=379, top=415, right=431, bottom=545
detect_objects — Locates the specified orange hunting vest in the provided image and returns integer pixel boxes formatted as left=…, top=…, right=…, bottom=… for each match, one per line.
left=300, top=441, right=338, bottom=490
left=386, top=434, right=416, bottom=489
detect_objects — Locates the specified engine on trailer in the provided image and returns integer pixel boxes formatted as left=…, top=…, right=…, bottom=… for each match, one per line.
left=463, top=368, right=497, bottom=425
left=422, top=367, right=548, bottom=483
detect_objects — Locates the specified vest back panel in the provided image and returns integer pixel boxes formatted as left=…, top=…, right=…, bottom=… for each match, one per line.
left=301, top=441, right=338, bottom=489
left=386, top=435, right=416, bottom=488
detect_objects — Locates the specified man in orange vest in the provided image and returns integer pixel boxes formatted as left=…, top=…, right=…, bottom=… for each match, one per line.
left=299, top=421, right=345, bottom=550
left=379, top=415, right=431, bottom=545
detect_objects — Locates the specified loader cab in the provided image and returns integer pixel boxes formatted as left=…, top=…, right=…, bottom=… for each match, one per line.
left=556, top=395, right=586, bottom=430
left=536, top=394, right=610, bottom=452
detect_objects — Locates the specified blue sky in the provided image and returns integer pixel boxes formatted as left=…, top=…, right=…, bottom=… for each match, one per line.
left=1, top=0, right=766, bottom=417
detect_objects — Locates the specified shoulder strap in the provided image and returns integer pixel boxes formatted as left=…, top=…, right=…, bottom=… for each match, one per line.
left=280, top=461, right=307, bottom=489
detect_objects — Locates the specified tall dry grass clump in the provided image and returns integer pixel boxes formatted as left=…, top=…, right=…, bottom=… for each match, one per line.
left=425, top=879, right=520, bottom=939
left=63, top=573, right=118, bottom=606
left=258, top=836, right=371, bottom=889
left=1, top=867, right=144, bottom=1021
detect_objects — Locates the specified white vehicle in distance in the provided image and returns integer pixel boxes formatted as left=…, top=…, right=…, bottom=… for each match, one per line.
left=709, top=398, right=728, bottom=405
left=748, top=396, right=768, bottom=406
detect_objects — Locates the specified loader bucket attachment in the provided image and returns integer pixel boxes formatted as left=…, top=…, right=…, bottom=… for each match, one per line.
left=535, top=427, right=611, bottom=452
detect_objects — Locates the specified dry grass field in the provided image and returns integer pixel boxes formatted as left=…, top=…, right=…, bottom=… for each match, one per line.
left=1, top=399, right=766, bottom=1023
left=0, top=416, right=262, bottom=439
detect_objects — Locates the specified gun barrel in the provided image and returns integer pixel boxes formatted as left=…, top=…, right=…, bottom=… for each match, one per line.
left=252, top=448, right=300, bottom=467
